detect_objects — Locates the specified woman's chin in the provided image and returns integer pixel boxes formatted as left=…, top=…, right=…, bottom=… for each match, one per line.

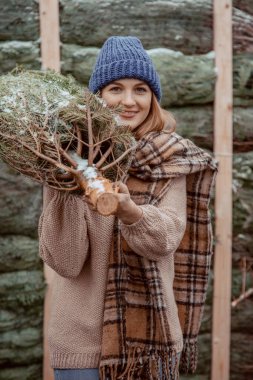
left=117, top=118, right=137, bottom=130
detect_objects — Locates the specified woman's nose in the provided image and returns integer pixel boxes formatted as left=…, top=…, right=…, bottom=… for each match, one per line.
left=120, top=91, right=136, bottom=106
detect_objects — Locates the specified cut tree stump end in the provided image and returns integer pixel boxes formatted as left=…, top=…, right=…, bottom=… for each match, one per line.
left=96, top=192, right=119, bottom=216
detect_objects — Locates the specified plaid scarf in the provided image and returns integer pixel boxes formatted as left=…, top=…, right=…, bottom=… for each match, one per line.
left=99, top=131, right=217, bottom=380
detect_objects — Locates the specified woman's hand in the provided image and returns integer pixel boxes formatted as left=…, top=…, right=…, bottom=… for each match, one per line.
left=112, top=182, right=143, bottom=225
left=83, top=181, right=143, bottom=224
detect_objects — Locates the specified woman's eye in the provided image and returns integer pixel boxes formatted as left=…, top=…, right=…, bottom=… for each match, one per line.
left=109, top=86, right=121, bottom=93
left=135, top=87, right=147, bottom=93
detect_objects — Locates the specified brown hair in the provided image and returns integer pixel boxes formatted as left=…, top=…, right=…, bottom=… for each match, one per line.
left=133, top=93, right=176, bottom=140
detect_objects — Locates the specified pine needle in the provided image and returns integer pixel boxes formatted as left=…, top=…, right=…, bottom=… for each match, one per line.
left=0, top=69, right=136, bottom=192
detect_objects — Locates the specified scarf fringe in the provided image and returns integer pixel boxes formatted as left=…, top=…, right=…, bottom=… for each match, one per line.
left=179, top=339, right=198, bottom=374
left=99, top=347, right=180, bottom=380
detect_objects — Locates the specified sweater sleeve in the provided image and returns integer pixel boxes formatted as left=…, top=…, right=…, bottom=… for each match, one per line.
left=38, top=187, right=89, bottom=278
left=120, top=176, right=187, bottom=261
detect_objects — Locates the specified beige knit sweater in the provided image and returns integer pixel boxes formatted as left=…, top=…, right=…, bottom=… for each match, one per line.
left=38, top=176, right=186, bottom=369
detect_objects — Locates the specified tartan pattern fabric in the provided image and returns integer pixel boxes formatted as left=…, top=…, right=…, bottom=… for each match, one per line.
left=173, top=167, right=216, bottom=373
left=99, top=132, right=217, bottom=379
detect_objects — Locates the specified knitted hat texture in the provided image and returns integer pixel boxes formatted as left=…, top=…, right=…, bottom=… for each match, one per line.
left=88, top=36, right=162, bottom=101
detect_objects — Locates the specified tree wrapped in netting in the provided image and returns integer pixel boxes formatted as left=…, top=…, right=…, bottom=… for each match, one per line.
left=0, top=70, right=136, bottom=215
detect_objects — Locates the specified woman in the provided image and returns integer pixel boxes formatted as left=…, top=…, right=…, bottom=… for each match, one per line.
left=39, top=36, right=217, bottom=380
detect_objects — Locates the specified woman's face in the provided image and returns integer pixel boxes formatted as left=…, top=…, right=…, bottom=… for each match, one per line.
left=101, top=79, right=152, bottom=131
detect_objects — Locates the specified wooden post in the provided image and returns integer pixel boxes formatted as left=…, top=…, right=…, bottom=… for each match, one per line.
left=39, top=0, right=60, bottom=72
left=42, top=264, right=55, bottom=380
left=212, top=1, right=233, bottom=380
left=39, top=1, right=60, bottom=380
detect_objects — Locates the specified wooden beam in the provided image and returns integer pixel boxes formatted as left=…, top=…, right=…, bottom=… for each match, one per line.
left=39, top=1, right=60, bottom=380
left=212, top=1, right=233, bottom=380
left=39, top=0, right=60, bottom=71
left=42, top=265, right=55, bottom=380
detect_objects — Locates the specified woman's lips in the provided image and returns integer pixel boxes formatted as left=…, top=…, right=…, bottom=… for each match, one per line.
left=120, top=111, right=138, bottom=118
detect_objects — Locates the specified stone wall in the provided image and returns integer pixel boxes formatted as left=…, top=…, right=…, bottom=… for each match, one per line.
left=0, top=163, right=44, bottom=380
left=0, top=4, right=43, bottom=378
left=0, top=1, right=252, bottom=379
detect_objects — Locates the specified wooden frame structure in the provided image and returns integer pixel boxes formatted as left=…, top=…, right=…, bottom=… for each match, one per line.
left=39, top=1, right=60, bottom=379
left=39, top=0, right=60, bottom=72
left=212, top=1, right=233, bottom=380
left=38, top=1, right=233, bottom=380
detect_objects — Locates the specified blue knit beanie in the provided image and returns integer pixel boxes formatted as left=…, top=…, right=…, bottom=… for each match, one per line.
left=88, top=36, right=162, bottom=101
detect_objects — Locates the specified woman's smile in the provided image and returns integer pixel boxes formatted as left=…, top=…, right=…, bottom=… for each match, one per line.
left=120, top=110, right=139, bottom=118
left=101, top=79, right=152, bottom=131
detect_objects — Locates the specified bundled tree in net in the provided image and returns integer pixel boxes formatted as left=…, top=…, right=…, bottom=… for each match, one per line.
left=0, top=70, right=137, bottom=215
